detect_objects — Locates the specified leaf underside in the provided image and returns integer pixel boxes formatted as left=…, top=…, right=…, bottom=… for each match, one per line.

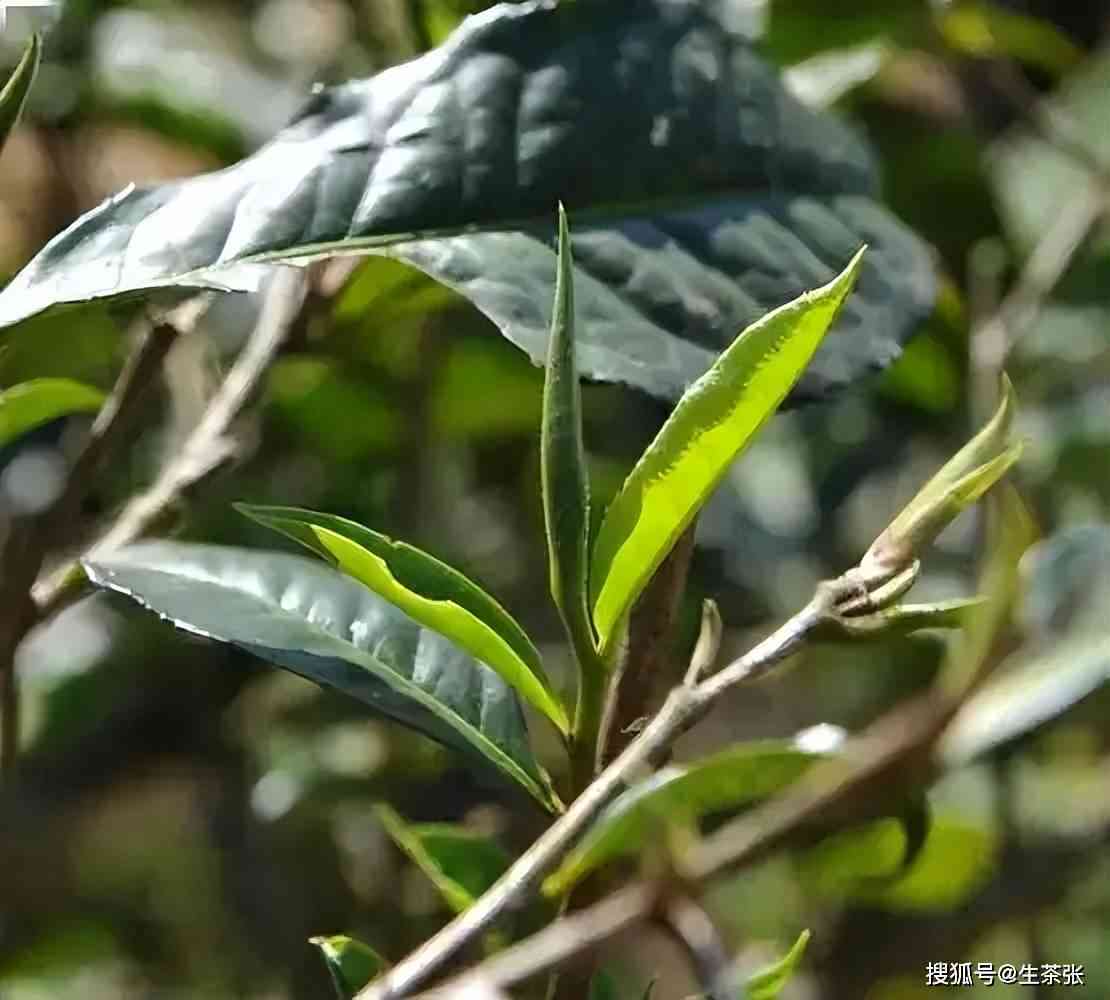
left=0, top=1, right=934, bottom=404
left=84, top=542, right=559, bottom=813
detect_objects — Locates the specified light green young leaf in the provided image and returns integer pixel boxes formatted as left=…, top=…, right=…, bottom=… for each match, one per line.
left=744, top=930, right=810, bottom=1000
left=237, top=505, right=569, bottom=735
left=937, top=2, right=1083, bottom=76
left=590, top=249, right=865, bottom=654
left=373, top=803, right=510, bottom=915
left=543, top=741, right=830, bottom=897
left=0, top=377, right=105, bottom=448
left=541, top=205, right=596, bottom=667
left=310, top=935, right=388, bottom=999
left=0, top=35, right=40, bottom=155
left=863, top=376, right=1019, bottom=580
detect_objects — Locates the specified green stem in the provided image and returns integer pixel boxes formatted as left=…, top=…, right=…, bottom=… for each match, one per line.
left=568, top=637, right=607, bottom=797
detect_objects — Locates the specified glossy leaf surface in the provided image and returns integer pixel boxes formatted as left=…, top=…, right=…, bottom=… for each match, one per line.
left=84, top=542, right=559, bottom=812
left=237, top=504, right=568, bottom=734
left=0, top=2, right=933, bottom=407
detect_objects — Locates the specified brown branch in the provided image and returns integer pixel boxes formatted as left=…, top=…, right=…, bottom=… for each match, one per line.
left=31, top=267, right=308, bottom=617
left=356, top=575, right=856, bottom=1000
left=414, top=690, right=959, bottom=998
left=599, top=521, right=697, bottom=768
left=0, top=319, right=178, bottom=775
left=658, top=894, right=735, bottom=1000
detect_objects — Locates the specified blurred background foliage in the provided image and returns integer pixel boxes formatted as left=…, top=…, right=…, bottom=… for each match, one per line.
left=1, top=1, right=1110, bottom=998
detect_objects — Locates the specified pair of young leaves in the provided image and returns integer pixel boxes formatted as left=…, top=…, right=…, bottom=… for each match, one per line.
left=242, top=209, right=866, bottom=758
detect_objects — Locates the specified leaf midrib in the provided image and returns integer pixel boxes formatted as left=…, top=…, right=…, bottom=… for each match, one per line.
left=87, top=560, right=558, bottom=811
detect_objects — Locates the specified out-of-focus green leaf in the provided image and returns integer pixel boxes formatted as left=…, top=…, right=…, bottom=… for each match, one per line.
left=990, top=49, right=1110, bottom=252
left=373, top=803, right=510, bottom=914
left=310, top=935, right=387, bottom=999
left=0, top=1, right=933, bottom=410
left=83, top=543, right=560, bottom=812
left=267, top=358, right=402, bottom=459
left=541, top=206, right=596, bottom=667
left=430, top=338, right=542, bottom=440
left=236, top=505, right=568, bottom=735
left=332, top=257, right=457, bottom=331
left=0, top=34, right=40, bottom=155
left=744, top=929, right=810, bottom=1000
left=941, top=634, right=1110, bottom=767
left=543, top=741, right=832, bottom=897
left=937, top=2, right=1083, bottom=76
left=862, top=377, right=1019, bottom=581
left=878, top=330, right=961, bottom=414
left=0, top=378, right=105, bottom=448
left=1019, top=524, right=1110, bottom=638
left=799, top=815, right=996, bottom=912
left=590, top=251, right=863, bottom=654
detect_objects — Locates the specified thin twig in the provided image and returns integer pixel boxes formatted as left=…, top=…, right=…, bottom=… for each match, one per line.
left=356, top=575, right=851, bottom=1000
left=416, top=690, right=958, bottom=997
left=0, top=320, right=178, bottom=775
left=970, top=179, right=1105, bottom=382
left=659, top=894, right=736, bottom=1000
left=31, top=267, right=308, bottom=616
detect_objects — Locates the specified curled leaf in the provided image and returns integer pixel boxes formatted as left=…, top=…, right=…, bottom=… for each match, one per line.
left=745, top=929, right=810, bottom=1000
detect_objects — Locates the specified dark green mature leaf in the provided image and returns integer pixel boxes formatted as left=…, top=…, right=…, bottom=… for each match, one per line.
left=310, top=935, right=387, bottom=999
left=83, top=543, right=560, bottom=812
left=373, top=803, right=510, bottom=914
left=236, top=505, right=568, bottom=734
left=541, top=206, right=595, bottom=666
left=543, top=741, right=831, bottom=896
left=0, top=1, right=933, bottom=405
left=0, top=35, right=40, bottom=155
left=590, top=252, right=862, bottom=653
left=745, top=930, right=810, bottom=1000
left=0, top=378, right=105, bottom=448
